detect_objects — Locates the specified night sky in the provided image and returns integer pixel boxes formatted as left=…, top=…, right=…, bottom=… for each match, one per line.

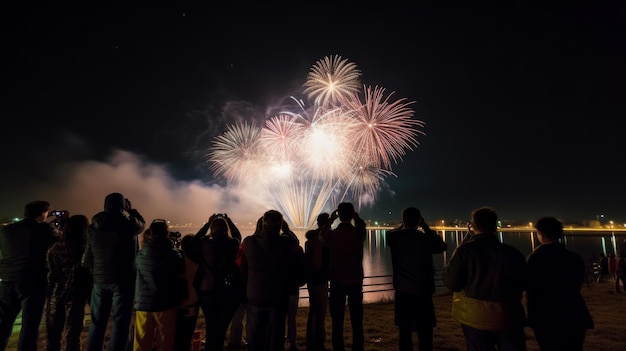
left=2, top=4, right=625, bottom=227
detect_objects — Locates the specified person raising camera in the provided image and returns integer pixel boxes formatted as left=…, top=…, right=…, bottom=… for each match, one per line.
left=0, top=200, right=58, bottom=351
left=82, top=192, right=145, bottom=351
left=193, top=213, right=243, bottom=351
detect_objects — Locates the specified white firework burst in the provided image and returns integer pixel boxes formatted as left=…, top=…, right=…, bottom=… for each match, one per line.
left=303, top=55, right=362, bottom=108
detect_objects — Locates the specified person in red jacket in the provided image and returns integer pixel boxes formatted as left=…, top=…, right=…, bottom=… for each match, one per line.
left=322, top=202, right=366, bottom=351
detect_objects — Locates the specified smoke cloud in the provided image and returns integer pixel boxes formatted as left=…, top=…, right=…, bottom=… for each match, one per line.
left=27, top=149, right=267, bottom=234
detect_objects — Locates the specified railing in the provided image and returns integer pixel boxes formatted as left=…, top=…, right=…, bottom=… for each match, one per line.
left=297, top=270, right=447, bottom=303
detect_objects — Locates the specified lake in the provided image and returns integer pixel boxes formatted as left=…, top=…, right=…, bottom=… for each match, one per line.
left=293, top=227, right=626, bottom=305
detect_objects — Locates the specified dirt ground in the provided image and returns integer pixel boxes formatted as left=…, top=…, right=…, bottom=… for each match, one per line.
left=8, top=279, right=626, bottom=350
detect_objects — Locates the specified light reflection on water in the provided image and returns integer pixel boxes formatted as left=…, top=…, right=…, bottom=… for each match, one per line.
left=292, top=228, right=626, bottom=305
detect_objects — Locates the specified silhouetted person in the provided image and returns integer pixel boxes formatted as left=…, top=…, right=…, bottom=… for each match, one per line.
left=526, top=216, right=593, bottom=351
left=444, top=206, right=527, bottom=351
left=619, top=239, right=626, bottom=257
left=323, top=202, right=366, bottom=351
left=608, top=252, right=617, bottom=281
left=284, top=221, right=305, bottom=351
left=46, top=214, right=92, bottom=351
left=228, top=223, right=258, bottom=350
left=82, top=193, right=145, bottom=351
left=387, top=208, right=447, bottom=351
left=599, top=253, right=609, bottom=281
left=0, top=200, right=57, bottom=351
left=241, top=211, right=305, bottom=351
left=304, top=213, right=331, bottom=351
left=133, top=220, right=184, bottom=351
left=193, top=213, right=243, bottom=351
left=616, top=256, right=626, bottom=293
left=173, top=235, right=201, bottom=351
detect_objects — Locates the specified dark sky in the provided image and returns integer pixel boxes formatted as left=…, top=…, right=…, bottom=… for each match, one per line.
left=2, top=3, right=625, bottom=227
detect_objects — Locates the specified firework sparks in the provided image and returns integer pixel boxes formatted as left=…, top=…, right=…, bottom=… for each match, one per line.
left=208, top=122, right=261, bottom=183
left=346, top=85, right=424, bottom=170
left=303, top=55, right=362, bottom=108
left=209, top=55, right=424, bottom=228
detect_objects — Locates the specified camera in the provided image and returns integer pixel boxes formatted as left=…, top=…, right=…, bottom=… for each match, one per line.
left=48, top=210, right=69, bottom=229
left=169, top=231, right=182, bottom=249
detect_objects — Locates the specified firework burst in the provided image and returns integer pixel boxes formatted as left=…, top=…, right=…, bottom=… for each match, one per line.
left=208, top=122, right=261, bottom=183
left=303, top=55, right=362, bottom=108
left=345, top=85, right=424, bottom=170
left=209, top=56, right=425, bottom=228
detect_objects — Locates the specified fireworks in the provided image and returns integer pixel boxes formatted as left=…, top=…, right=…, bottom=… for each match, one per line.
left=208, top=55, right=424, bottom=228
left=303, top=54, right=362, bottom=108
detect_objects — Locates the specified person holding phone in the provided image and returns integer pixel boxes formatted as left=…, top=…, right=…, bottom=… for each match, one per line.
left=387, top=207, right=447, bottom=351
left=0, top=201, right=57, bottom=351
left=82, top=192, right=145, bottom=351
left=322, top=202, right=366, bottom=351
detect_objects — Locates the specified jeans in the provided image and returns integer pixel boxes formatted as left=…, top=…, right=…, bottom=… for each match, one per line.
left=199, top=291, right=240, bottom=351
left=246, top=299, right=288, bottom=351
left=328, top=283, right=364, bottom=351
left=86, top=283, right=134, bottom=351
left=287, top=292, right=299, bottom=349
left=229, top=303, right=250, bottom=345
left=0, top=280, right=46, bottom=351
left=461, top=323, right=526, bottom=351
left=306, top=283, right=328, bottom=351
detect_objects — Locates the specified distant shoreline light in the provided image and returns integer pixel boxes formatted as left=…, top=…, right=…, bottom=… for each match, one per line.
left=166, top=224, right=626, bottom=233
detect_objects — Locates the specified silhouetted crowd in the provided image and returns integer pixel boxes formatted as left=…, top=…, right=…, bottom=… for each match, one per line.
left=0, top=194, right=596, bottom=351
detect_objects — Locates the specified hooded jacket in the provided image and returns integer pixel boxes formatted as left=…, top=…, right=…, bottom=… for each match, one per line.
left=134, top=236, right=183, bottom=311
left=444, top=233, right=527, bottom=331
left=241, top=230, right=304, bottom=307
left=82, top=193, right=145, bottom=284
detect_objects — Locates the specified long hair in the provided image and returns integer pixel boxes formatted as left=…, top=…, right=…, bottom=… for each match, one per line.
left=63, top=214, right=88, bottom=244
left=210, top=217, right=231, bottom=239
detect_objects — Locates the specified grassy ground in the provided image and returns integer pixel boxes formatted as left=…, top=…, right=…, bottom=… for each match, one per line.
left=8, top=279, right=626, bottom=350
